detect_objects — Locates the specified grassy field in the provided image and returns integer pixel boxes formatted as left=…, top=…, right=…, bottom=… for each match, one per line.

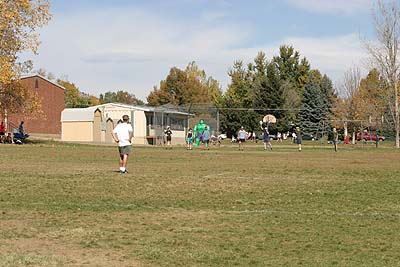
left=0, top=140, right=399, bottom=266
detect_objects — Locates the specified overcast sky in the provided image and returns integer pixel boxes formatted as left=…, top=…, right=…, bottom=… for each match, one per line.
left=26, top=0, right=376, bottom=101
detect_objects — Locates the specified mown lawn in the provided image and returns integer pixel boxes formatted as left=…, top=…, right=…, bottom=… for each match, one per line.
left=0, top=141, right=399, bottom=266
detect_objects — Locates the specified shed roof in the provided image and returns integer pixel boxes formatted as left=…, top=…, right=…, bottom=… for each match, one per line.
left=61, top=107, right=98, bottom=122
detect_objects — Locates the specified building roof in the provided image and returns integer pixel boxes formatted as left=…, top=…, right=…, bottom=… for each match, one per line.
left=20, top=74, right=66, bottom=90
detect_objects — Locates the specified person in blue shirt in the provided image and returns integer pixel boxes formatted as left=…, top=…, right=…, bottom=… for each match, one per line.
left=19, top=121, right=24, bottom=136
left=202, top=126, right=211, bottom=150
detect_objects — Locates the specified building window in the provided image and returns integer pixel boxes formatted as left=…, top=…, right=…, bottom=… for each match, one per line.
left=35, top=78, right=39, bottom=89
left=170, top=117, right=186, bottom=130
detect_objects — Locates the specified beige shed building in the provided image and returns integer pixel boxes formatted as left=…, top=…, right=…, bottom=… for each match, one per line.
left=61, top=103, right=190, bottom=145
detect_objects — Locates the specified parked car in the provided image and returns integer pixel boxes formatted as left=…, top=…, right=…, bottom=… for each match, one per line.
left=302, top=134, right=318, bottom=141
left=356, top=131, right=385, bottom=141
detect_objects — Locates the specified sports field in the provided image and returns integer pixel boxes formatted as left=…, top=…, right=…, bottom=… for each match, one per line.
left=0, top=140, right=399, bottom=266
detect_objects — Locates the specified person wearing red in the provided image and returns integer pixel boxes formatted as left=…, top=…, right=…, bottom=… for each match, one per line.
left=0, top=121, right=5, bottom=143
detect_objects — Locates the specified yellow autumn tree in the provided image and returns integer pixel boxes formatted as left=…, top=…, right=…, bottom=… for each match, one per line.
left=0, top=0, right=51, bottom=118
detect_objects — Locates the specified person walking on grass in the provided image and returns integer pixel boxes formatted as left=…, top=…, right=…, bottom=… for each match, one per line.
left=295, top=126, right=302, bottom=151
left=112, top=115, right=133, bottom=174
left=186, top=128, right=193, bottom=150
left=332, top=128, right=339, bottom=152
left=238, top=126, right=247, bottom=151
left=203, top=126, right=211, bottom=150
left=164, top=126, right=173, bottom=149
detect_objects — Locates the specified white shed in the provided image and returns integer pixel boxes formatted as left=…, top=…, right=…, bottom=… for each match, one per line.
left=61, top=103, right=190, bottom=145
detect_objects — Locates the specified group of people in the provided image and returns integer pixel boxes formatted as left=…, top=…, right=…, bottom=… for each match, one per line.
left=110, top=115, right=341, bottom=174
left=163, top=125, right=212, bottom=150
left=0, top=121, right=27, bottom=144
left=237, top=124, right=273, bottom=151
left=185, top=126, right=211, bottom=150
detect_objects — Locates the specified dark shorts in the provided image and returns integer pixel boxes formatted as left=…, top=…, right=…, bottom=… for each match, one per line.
left=166, top=136, right=172, bottom=141
left=239, top=138, right=245, bottom=143
left=118, top=145, right=132, bottom=155
left=204, top=139, right=209, bottom=144
left=0, top=132, right=4, bottom=136
left=296, top=138, right=302, bottom=145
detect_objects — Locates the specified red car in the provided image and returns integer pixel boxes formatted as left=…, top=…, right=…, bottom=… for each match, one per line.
left=356, top=131, right=385, bottom=141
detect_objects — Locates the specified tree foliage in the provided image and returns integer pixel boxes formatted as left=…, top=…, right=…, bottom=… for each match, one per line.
left=364, top=0, right=400, bottom=147
left=57, top=79, right=99, bottom=108
left=220, top=60, right=256, bottom=136
left=147, top=62, right=222, bottom=107
left=100, top=90, right=144, bottom=106
left=220, top=46, right=312, bottom=135
left=0, top=0, right=51, bottom=117
left=298, top=71, right=336, bottom=135
left=298, top=82, right=327, bottom=135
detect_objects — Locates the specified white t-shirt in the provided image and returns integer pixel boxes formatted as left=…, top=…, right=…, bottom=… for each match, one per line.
left=238, top=130, right=247, bottom=139
left=113, top=123, right=133, bottom=147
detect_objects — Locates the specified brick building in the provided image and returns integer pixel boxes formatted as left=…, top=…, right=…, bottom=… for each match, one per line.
left=5, top=74, right=65, bottom=138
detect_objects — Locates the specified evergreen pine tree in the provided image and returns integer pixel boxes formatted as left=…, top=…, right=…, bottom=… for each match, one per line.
left=298, top=82, right=326, bottom=135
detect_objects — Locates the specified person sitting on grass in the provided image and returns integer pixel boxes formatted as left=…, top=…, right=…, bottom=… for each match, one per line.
left=5, top=132, right=13, bottom=144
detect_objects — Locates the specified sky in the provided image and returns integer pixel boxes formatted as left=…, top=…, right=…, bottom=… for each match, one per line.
left=25, top=0, right=377, bottom=101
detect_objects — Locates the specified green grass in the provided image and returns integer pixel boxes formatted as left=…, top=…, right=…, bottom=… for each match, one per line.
left=0, top=140, right=399, bottom=266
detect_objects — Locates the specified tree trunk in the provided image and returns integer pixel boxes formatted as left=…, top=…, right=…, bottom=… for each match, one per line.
left=395, top=82, right=400, bottom=148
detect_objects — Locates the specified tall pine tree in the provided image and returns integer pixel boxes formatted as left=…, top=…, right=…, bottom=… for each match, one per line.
left=298, top=81, right=326, bottom=135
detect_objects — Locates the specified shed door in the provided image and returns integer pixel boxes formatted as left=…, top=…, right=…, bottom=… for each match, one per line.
left=93, top=110, right=102, bottom=142
left=105, top=119, right=114, bottom=143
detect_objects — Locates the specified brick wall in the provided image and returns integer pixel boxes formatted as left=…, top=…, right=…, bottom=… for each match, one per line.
left=7, top=75, right=65, bottom=135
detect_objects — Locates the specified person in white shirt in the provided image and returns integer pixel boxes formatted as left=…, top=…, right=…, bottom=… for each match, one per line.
left=238, top=126, right=247, bottom=151
left=112, top=115, right=133, bottom=174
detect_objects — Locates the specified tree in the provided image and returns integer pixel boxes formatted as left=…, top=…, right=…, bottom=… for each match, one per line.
left=0, top=0, right=51, bottom=118
left=333, top=67, right=362, bottom=140
left=58, top=79, right=100, bottom=108
left=273, top=45, right=311, bottom=98
left=364, top=0, right=400, bottom=148
left=273, top=46, right=311, bottom=129
left=99, top=90, right=144, bottom=105
left=147, top=62, right=222, bottom=107
left=297, top=71, right=335, bottom=136
left=253, top=59, right=287, bottom=132
left=57, top=79, right=85, bottom=108
left=298, top=81, right=327, bottom=135
left=220, top=60, right=256, bottom=136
